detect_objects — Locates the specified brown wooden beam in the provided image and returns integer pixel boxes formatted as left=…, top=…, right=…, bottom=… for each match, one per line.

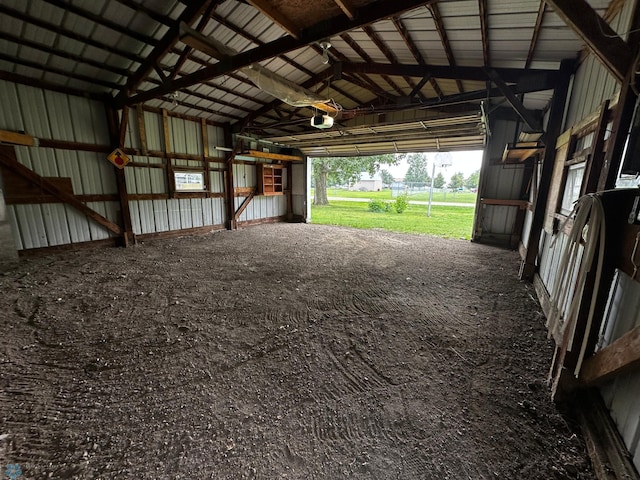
left=545, top=0, right=633, bottom=82
left=224, top=126, right=237, bottom=230
left=392, top=17, right=444, bottom=98
left=525, top=1, right=546, bottom=69
left=0, top=146, right=122, bottom=235
left=485, top=68, right=543, bottom=132
left=520, top=59, right=574, bottom=281
left=334, top=0, right=355, bottom=19
left=478, top=0, right=490, bottom=66
left=234, top=190, right=256, bottom=220
left=581, top=325, right=640, bottom=385
left=341, top=61, right=560, bottom=84
left=116, top=0, right=214, bottom=104
left=124, top=0, right=438, bottom=106
left=246, top=0, right=300, bottom=38
left=428, top=3, right=464, bottom=93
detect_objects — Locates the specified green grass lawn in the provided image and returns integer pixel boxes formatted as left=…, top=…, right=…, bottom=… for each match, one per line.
left=311, top=200, right=475, bottom=239
left=317, top=188, right=477, bottom=204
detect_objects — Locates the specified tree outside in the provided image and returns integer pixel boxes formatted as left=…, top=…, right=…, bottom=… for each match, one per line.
left=380, top=169, right=394, bottom=188
left=449, top=172, right=465, bottom=190
left=465, top=170, right=480, bottom=189
left=433, top=172, right=446, bottom=188
left=403, top=153, right=430, bottom=186
left=312, top=155, right=397, bottom=205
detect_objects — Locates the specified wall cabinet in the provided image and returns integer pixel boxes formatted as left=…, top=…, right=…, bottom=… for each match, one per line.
left=256, top=164, right=284, bottom=195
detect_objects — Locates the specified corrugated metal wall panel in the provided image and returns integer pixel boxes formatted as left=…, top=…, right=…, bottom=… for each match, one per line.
left=0, top=81, right=25, bottom=131
left=153, top=200, right=170, bottom=232
left=143, top=111, right=164, bottom=151
left=86, top=202, right=111, bottom=240
left=190, top=199, right=204, bottom=227
left=130, top=200, right=142, bottom=235
left=6, top=206, right=23, bottom=250
left=179, top=199, right=193, bottom=228
left=167, top=199, right=181, bottom=230
left=41, top=204, right=71, bottom=246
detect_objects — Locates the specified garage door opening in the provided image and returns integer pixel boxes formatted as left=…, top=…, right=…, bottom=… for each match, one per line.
left=309, top=150, right=483, bottom=239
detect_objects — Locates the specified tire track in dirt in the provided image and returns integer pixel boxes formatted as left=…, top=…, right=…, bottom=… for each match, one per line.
left=311, top=409, right=399, bottom=443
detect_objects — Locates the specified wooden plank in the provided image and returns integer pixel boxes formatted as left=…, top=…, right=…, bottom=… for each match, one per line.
left=136, top=104, right=148, bottom=155
left=0, top=129, right=35, bottom=146
left=246, top=149, right=302, bottom=162
left=162, top=109, right=175, bottom=198
left=581, top=325, right=640, bottom=385
left=480, top=198, right=529, bottom=209
left=0, top=146, right=121, bottom=235
left=545, top=0, right=633, bottom=82
left=245, top=0, right=300, bottom=38
left=201, top=118, right=211, bottom=198
left=234, top=191, right=255, bottom=220
left=582, top=100, right=610, bottom=195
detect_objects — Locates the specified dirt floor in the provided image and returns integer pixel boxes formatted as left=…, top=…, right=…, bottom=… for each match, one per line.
left=1, top=223, right=595, bottom=479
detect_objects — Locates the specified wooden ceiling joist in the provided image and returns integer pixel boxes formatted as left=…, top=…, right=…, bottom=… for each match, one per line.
left=392, top=17, right=444, bottom=99
left=545, top=0, right=633, bottom=82
left=428, top=3, right=464, bottom=94
left=334, top=0, right=356, bottom=20
left=485, top=69, right=543, bottom=132
left=116, top=0, right=215, bottom=104
left=525, top=1, right=546, bottom=69
left=246, top=0, right=301, bottom=39
left=125, top=0, right=438, bottom=106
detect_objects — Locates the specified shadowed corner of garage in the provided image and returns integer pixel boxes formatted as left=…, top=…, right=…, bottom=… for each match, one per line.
left=1, top=0, right=640, bottom=478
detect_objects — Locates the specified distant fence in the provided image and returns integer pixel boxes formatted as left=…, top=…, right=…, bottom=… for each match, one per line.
left=391, top=182, right=445, bottom=197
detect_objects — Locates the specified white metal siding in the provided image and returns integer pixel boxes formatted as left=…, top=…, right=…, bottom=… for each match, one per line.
left=1, top=81, right=117, bottom=250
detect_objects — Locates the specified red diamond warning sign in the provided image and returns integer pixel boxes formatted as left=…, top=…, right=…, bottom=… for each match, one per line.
left=107, top=148, right=130, bottom=169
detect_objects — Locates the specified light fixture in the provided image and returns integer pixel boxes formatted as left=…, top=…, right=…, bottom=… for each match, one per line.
left=319, top=40, right=331, bottom=65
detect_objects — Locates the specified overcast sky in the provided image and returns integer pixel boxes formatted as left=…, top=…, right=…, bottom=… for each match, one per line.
left=387, top=150, right=483, bottom=180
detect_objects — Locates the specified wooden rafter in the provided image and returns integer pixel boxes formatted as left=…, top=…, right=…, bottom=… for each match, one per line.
left=545, top=0, right=633, bottom=82
left=0, top=146, right=122, bottom=236
left=212, top=13, right=360, bottom=106
left=0, top=4, right=143, bottom=64
left=41, top=0, right=159, bottom=47
left=170, top=2, right=219, bottom=80
left=485, top=69, right=542, bottom=132
left=341, top=62, right=560, bottom=84
left=126, top=0, right=438, bottom=106
left=116, top=0, right=214, bottom=104
left=391, top=17, right=444, bottom=99
left=246, top=0, right=300, bottom=39
left=428, top=3, right=464, bottom=93
left=113, top=0, right=172, bottom=26
left=341, top=32, right=404, bottom=97
left=478, top=0, right=490, bottom=66
left=525, top=1, right=546, bottom=69
left=0, top=30, right=130, bottom=79
left=581, top=325, right=640, bottom=385
left=362, top=25, right=426, bottom=101
left=0, top=52, right=121, bottom=90
left=334, top=0, right=356, bottom=19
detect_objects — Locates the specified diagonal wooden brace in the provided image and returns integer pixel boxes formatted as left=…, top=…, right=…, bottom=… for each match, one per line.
left=0, top=145, right=122, bottom=235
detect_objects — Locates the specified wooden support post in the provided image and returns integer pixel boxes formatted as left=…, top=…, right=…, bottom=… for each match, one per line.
left=201, top=118, right=211, bottom=198
left=136, top=104, right=148, bottom=156
left=119, top=106, right=129, bottom=148
left=162, top=109, right=175, bottom=198
left=0, top=146, right=122, bottom=235
left=582, top=100, right=610, bottom=195
left=286, top=161, right=293, bottom=221
left=520, top=59, right=573, bottom=281
left=106, top=106, right=134, bottom=246
left=224, top=125, right=236, bottom=230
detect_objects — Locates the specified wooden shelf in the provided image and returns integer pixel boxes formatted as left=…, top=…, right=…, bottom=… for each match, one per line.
left=501, top=142, right=544, bottom=164
left=256, top=164, right=284, bottom=195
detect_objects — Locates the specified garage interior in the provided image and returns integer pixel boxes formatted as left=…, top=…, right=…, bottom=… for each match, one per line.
left=1, top=0, right=640, bottom=478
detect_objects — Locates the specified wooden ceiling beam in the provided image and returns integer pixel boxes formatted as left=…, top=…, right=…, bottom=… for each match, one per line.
left=246, top=0, right=301, bottom=38
left=362, top=24, right=426, bottom=100
left=478, top=0, right=490, bottom=66
left=545, top=0, right=633, bottom=82
left=0, top=70, right=108, bottom=101
left=428, top=3, right=464, bottom=93
left=116, top=0, right=215, bottom=104
left=0, top=52, right=121, bottom=91
left=0, top=4, right=144, bottom=64
left=125, top=0, right=438, bottom=106
left=340, top=32, right=405, bottom=97
left=391, top=17, right=444, bottom=99
left=485, top=69, right=543, bottom=132
left=170, top=2, right=219, bottom=80
left=525, top=1, right=546, bottom=69
left=41, top=0, right=159, bottom=47
left=113, top=0, right=173, bottom=26
left=0, top=30, right=130, bottom=79
left=341, top=61, right=560, bottom=84
left=334, top=0, right=356, bottom=20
